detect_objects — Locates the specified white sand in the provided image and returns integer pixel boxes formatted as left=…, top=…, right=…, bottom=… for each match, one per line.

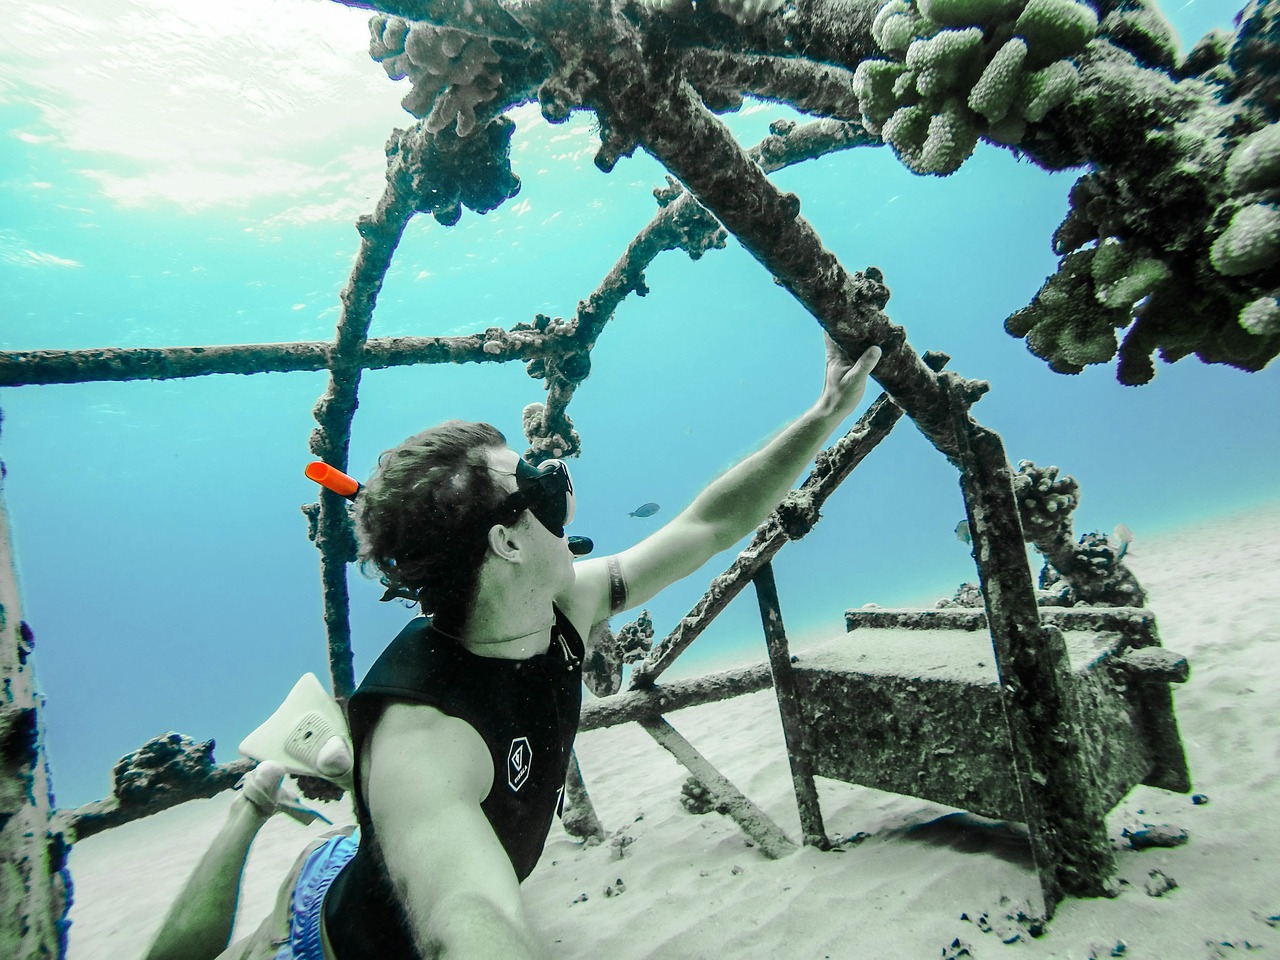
left=67, top=503, right=1280, bottom=959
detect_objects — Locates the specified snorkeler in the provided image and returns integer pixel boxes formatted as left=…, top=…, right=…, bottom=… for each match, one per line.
left=142, top=335, right=880, bottom=960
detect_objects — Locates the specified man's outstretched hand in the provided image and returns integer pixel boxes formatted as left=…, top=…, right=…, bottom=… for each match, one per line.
left=818, top=335, right=881, bottom=420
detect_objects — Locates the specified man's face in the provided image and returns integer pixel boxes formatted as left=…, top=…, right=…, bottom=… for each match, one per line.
left=485, top=447, right=576, bottom=587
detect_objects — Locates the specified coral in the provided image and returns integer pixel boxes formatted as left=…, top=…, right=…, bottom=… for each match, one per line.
left=1089, top=239, right=1171, bottom=309
left=582, top=612, right=654, bottom=696
left=1227, top=0, right=1280, bottom=121
left=1006, top=249, right=1129, bottom=373
left=680, top=776, right=722, bottom=814
left=1010, top=97, right=1280, bottom=382
left=936, top=581, right=984, bottom=607
left=919, top=0, right=1023, bottom=29
left=1012, top=461, right=1078, bottom=545
left=855, top=0, right=1096, bottom=175
left=701, top=0, right=787, bottom=26
left=1013, top=0, right=1098, bottom=70
left=390, top=117, right=521, bottom=226
left=370, top=15, right=503, bottom=138
left=1227, top=122, right=1280, bottom=194
left=1018, top=59, right=1080, bottom=123
left=1240, top=293, right=1280, bottom=335
left=522, top=400, right=581, bottom=461
left=1098, top=0, right=1179, bottom=72
left=1210, top=203, right=1280, bottom=276
left=873, top=0, right=936, bottom=54
left=1038, top=530, right=1146, bottom=606
left=112, top=733, right=217, bottom=805
left=968, top=38, right=1028, bottom=122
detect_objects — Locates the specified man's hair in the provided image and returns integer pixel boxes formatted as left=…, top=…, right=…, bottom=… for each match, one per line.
left=355, top=420, right=521, bottom=628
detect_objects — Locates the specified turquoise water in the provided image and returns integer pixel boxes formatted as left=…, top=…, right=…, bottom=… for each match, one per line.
left=1, top=0, right=1275, bottom=810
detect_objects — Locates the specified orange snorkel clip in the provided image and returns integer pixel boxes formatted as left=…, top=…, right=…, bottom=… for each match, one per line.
left=305, top=462, right=361, bottom=500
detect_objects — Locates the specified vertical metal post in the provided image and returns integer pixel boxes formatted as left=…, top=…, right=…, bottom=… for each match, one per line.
left=752, top=562, right=828, bottom=848
left=0, top=474, right=69, bottom=959
left=949, top=388, right=1114, bottom=915
left=562, top=749, right=607, bottom=844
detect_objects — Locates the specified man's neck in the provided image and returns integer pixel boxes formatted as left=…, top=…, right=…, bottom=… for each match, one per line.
left=447, top=590, right=556, bottom=660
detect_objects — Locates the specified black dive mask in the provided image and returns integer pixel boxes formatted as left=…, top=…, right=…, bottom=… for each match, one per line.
left=505, top=458, right=575, bottom=538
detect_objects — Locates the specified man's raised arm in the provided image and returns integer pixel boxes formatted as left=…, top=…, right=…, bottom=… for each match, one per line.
left=564, top=338, right=881, bottom=627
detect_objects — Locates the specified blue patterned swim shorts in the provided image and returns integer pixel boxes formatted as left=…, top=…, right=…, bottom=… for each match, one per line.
left=274, top=832, right=359, bottom=960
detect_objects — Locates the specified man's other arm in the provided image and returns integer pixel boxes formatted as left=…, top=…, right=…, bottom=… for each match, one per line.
left=562, top=338, right=881, bottom=630
left=364, top=702, right=547, bottom=960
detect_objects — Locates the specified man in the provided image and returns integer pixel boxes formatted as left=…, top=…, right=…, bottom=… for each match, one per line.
left=144, top=336, right=880, bottom=960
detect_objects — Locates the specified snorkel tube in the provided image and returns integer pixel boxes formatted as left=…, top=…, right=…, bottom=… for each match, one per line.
left=304, top=461, right=593, bottom=555
left=305, top=462, right=361, bottom=500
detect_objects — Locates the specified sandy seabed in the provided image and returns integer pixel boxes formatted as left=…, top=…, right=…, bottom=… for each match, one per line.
left=67, top=503, right=1280, bottom=960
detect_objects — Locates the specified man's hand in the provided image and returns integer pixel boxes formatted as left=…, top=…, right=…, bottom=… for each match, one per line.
left=817, top=335, right=882, bottom=420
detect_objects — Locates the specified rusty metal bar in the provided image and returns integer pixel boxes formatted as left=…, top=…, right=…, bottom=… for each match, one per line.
left=638, top=716, right=795, bottom=860
left=583, top=663, right=772, bottom=732
left=306, top=126, right=438, bottom=700
left=594, top=58, right=966, bottom=460
left=752, top=562, right=826, bottom=849
left=561, top=749, right=607, bottom=844
left=845, top=606, right=1160, bottom=646
left=948, top=379, right=1114, bottom=914
left=0, top=478, right=69, bottom=959
left=0, top=333, right=587, bottom=388
left=52, top=758, right=255, bottom=843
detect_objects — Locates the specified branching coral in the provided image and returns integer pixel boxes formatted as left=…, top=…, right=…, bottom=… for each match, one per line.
left=1003, top=1, right=1280, bottom=383
left=583, top=611, right=655, bottom=696
left=522, top=398, right=581, bottom=462
left=370, top=14, right=504, bottom=137
left=387, top=117, right=521, bottom=226
left=853, top=0, right=1094, bottom=174
left=1012, top=461, right=1146, bottom=606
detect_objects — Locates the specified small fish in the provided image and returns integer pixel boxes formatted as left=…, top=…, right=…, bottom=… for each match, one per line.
left=1114, top=523, right=1134, bottom=560
left=628, top=502, right=660, bottom=518
left=955, top=520, right=972, bottom=545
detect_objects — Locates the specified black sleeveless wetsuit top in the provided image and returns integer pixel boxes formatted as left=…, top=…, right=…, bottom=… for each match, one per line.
left=323, top=608, right=584, bottom=959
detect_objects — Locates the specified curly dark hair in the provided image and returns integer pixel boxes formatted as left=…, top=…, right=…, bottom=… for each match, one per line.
left=354, top=420, right=522, bottom=629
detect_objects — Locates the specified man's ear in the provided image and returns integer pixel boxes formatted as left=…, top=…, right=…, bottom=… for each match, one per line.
left=486, top=522, right=521, bottom=562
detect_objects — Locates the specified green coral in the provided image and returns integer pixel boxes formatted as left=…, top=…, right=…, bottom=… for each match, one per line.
left=1014, top=0, right=1099, bottom=69
left=873, top=0, right=936, bottom=54
left=1006, top=249, right=1129, bottom=373
left=1227, top=123, right=1280, bottom=195
left=968, top=38, right=1028, bottom=123
left=1090, top=240, right=1172, bottom=309
left=856, top=0, right=1096, bottom=177
left=1240, top=294, right=1280, bottom=336
left=852, top=59, right=912, bottom=130
left=905, top=28, right=985, bottom=97
left=1210, top=203, right=1280, bottom=276
left=1099, top=1, right=1179, bottom=71
left=918, top=0, right=1026, bottom=29
left=1018, top=60, right=1081, bottom=123
left=882, top=103, right=933, bottom=166
left=921, top=97, right=982, bottom=173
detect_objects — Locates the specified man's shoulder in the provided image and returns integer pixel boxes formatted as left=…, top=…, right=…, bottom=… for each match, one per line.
left=366, top=700, right=494, bottom=803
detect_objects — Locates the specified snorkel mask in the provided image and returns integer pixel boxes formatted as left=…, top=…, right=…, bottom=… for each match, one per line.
left=504, top=458, right=593, bottom=556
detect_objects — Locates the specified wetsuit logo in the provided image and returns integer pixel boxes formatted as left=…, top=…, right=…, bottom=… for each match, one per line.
left=507, top=737, right=532, bottom=792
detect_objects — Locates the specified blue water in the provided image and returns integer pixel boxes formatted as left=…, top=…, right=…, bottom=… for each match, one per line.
left=0, top=0, right=1274, bottom=809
